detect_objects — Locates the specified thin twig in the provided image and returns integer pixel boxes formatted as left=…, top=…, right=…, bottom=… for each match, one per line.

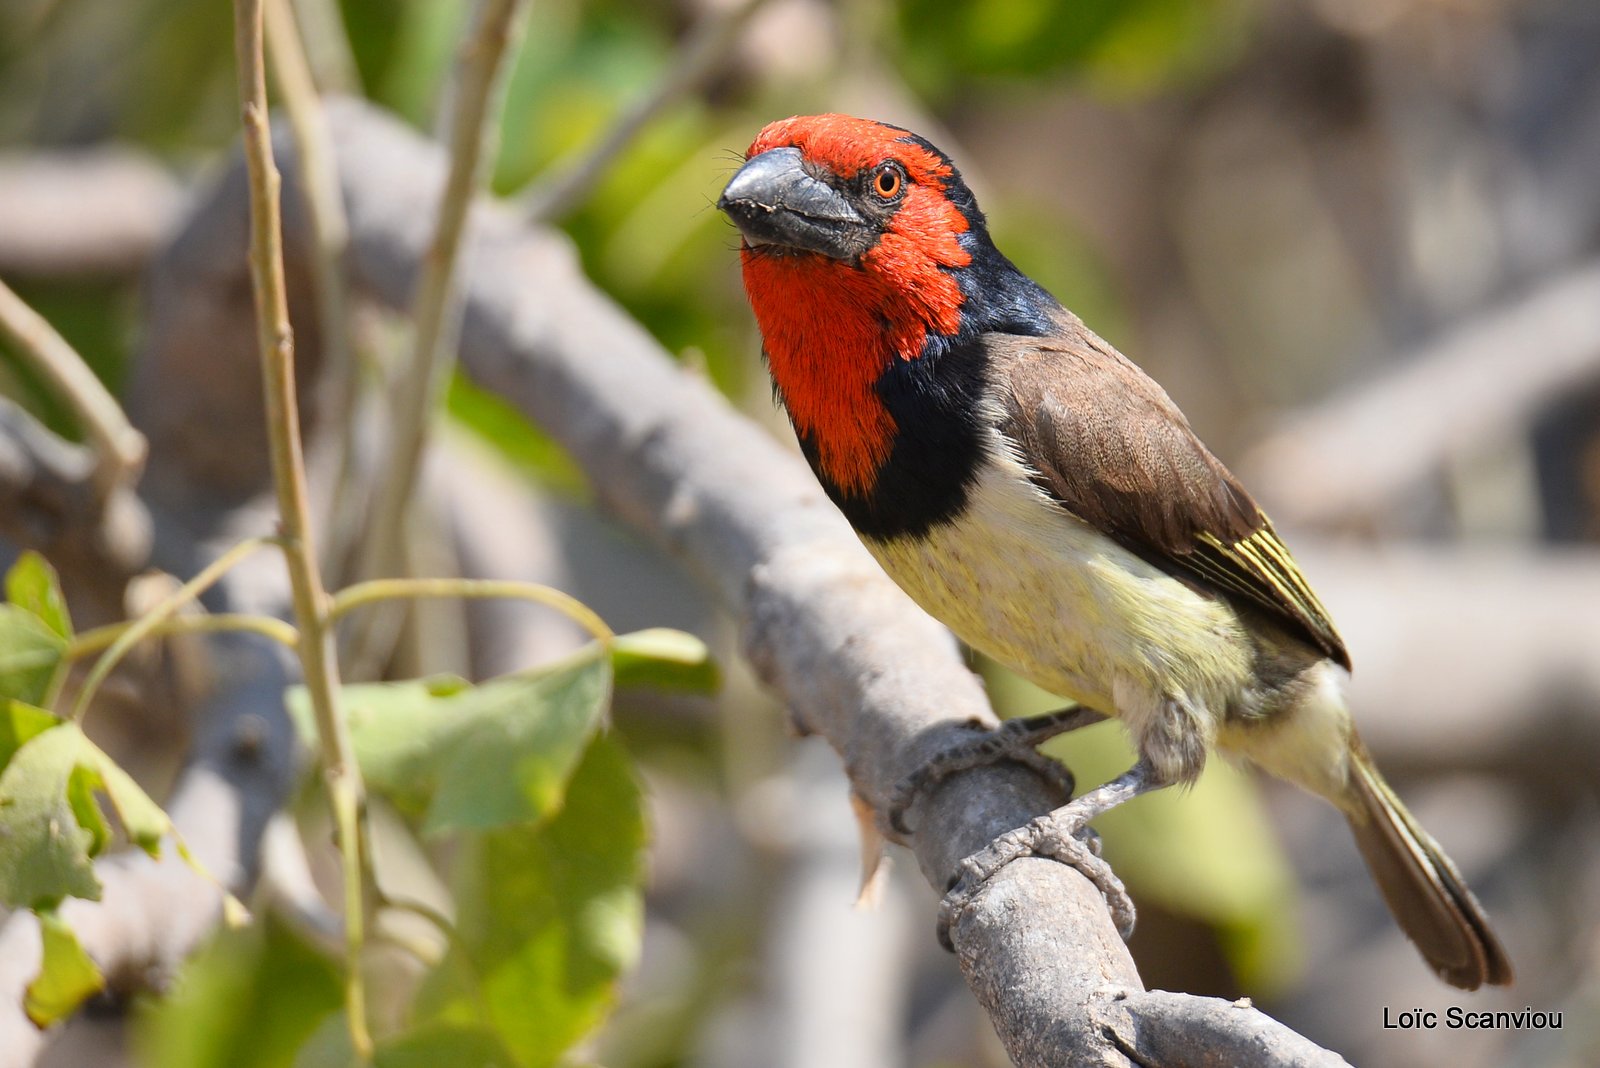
left=357, top=0, right=532, bottom=608
left=0, top=276, right=146, bottom=492
left=231, top=0, right=371, bottom=1056
left=65, top=536, right=279, bottom=721
left=328, top=576, right=611, bottom=642
left=67, top=613, right=301, bottom=660
left=288, top=0, right=360, bottom=93
left=263, top=0, right=364, bottom=581
left=520, top=0, right=771, bottom=223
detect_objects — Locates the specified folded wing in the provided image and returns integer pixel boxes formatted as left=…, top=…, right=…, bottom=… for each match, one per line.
left=991, top=323, right=1350, bottom=669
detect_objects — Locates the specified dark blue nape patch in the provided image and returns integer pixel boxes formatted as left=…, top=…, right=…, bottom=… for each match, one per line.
left=951, top=229, right=1059, bottom=341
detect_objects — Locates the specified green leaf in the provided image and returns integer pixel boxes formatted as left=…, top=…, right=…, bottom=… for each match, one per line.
left=0, top=724, right=101, bottom=909
left=0, top=721, right=174, bottom=911
left=286, top=1013, right=354, bottom=1068
left=66, top=762, right=111, bottom=857
left=893, top=0, right=1249, bottom=94
left=375, top=1025, right=521, bottom=1068
left=415, top=734, right=646, bottom=1066
left=287, top=676, right=457, bottom=817
left=286, top=1019, right=522, bottom=1068
left=135, top=915, right=343, bottom=1068
left=289, top=647, right=611, bottom=834
left=610, top=628, right=718, bottom=694
left=423, top=653, right=609, bottom=834
left=0, top=605, right=68, bottom=706
left=447, top=374, right=586, bottom=496
left=83, top=739, right=172, bottom=856
left=25, top=907, right=105, bottom=1027
left=7, top=551, right=73, bottom=640
left=0, top=701, right=61, bottom=771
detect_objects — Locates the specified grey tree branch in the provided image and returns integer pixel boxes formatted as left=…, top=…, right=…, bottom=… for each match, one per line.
left=0, top=396, right=151, bottom=606
left=36, top=91, right=1594, bottom=1065
left=1242, top=260, right=1600, bottom=529
left=0, top=150, right=186, bottom=279
left=0, top=76, right=321, bottom=1061
left=1295, top=541, right=1600, bottom=778
left=316, top=98, right=1347, bottom=1068
left=0, top=104, right=309, bottom=1060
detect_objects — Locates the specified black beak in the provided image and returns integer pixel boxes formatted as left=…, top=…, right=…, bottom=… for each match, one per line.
left=718, top=147, right=867, bottom=259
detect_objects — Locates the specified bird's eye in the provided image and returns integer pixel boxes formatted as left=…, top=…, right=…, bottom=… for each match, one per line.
left=873, top=164, right=903, bottom=199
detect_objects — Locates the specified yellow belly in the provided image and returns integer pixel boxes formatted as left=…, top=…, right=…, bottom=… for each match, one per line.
left=861, top=446, right=1255, bottom=761
left=859, top=440, right=1353, bottom=797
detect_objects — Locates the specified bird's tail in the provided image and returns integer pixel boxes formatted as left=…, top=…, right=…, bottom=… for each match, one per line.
left=1343, top=737, right=1513, bottom=990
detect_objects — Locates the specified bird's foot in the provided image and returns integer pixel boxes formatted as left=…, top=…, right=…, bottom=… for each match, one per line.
left=888, top=706, right=1104, bottom=834
left=936, top=760, right=1166, bottom=950
left=937, top=803, right=1135, bottom=949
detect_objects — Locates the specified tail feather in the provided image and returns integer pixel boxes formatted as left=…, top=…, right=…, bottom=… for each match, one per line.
left=1344, top=739, right=1513, bottom=990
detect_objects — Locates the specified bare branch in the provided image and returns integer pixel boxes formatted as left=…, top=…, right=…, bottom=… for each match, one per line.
left=264, top=0, right=363, bottom=578
left=0, top=396, right=151, bottom=601
left=765, top=748, right=915, bottom=1068
left=1102, top=991, right=1348, bottom=1068
left=287, top=0, right=360, bottom=94
left=316, top=98, right=1347, bottom=1067
left=0, top=277, right=147, bottom=490
left=0, top=150, right=185, bottom=279
left=0, top=282, right=309, bottom=1066
left=232, top=0, right=369, bottom=1050
left=1296, top=541, right=1600, bottom=778
left=359, top=0, right=532, bottom=596
left=1243, top=261, right=1600, bottom=528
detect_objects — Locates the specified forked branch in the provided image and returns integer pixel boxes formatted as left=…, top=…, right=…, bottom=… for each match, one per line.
left=312, top=99, right=1349, bottom=1068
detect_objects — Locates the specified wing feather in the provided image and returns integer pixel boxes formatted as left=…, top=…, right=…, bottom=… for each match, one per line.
left=991, top=323, right=1350, bottom=669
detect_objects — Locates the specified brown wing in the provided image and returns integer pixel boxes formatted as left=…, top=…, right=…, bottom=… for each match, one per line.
left=990, top=321, right=1350, bottom=669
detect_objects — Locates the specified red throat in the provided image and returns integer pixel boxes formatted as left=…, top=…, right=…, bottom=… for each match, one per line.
left=739, top=115, right=973, bottom=495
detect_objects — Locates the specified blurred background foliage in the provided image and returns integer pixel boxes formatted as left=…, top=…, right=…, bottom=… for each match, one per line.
left=2, top=0, right=1598, bottom=1065
left=1, top=0, right=1223, bottom=440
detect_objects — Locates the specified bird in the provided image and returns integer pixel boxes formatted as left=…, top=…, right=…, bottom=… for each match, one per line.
left=717, top=113, right=1513, bottom=990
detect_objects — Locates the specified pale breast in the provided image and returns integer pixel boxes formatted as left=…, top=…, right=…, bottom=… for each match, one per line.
left=859, top=440, right=1256, bottom=723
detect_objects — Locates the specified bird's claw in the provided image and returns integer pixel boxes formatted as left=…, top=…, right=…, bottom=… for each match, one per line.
left=936, top=811, right=1134, bottom=951
left=889, top=718, right=1077, bottom=835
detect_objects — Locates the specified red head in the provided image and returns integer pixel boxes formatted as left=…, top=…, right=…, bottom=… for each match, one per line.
left=718, top=115, right=984, bottom=495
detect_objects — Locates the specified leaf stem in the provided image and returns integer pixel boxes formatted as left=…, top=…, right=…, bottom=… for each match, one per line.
left=329, top=577, right=612, bottom=643
left=67, top=613, right=300, bottom=661
left=66, top=537, right=278, bottom=722
left=232, top=0, right=371, bottom=1056
left=377, top=894, right=496, bottom=1026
